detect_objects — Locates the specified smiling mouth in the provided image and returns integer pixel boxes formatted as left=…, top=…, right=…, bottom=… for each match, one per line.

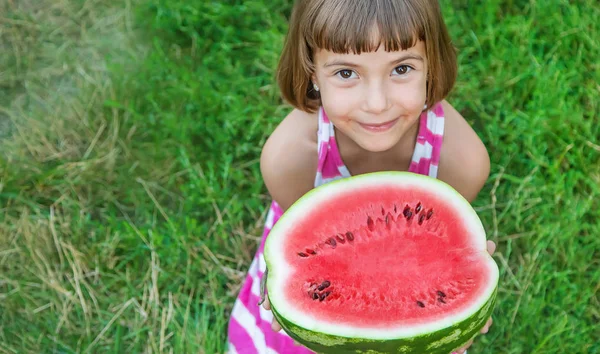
left=358, top=118, right=399, bottom=132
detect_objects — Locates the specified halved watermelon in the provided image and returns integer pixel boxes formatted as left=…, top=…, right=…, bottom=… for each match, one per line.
left=263, top=172, right=499, bottom=354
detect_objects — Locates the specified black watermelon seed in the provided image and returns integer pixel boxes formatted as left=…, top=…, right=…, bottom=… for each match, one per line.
left=416, top=301, right=425, bottom=308
left=406, top=211, right=413, bottom=220
left=403, top=205, right=411, bottom=217
left=320, top=291, right=331, bottom=301
left=394, top=204, right=397, bottom=213
left=437, top=290, right=446, bottom=297
left=367, top=216, right=375, bottom=231
left=306, top=248, right=317, bottom=255
left=298, top=252, right=308, bottom=257
left=312, top=292, right=319, bottom=300
left=438, top=298, right=446, bottom=304
left=418, top=214, right=426, bottom=225
left=416, top=202, right=422, bottom=213
left=426, top=209, right=434, bottom=220
left=326, top=238, right=337, bottom=248
left=346, top=232, right=355, bottom=242
left=318, top=281, right=331, bottom=291
left=335, top=233, right=346, bottom=243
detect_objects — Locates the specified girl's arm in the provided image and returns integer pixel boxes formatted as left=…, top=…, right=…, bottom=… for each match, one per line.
left=260, top=109, right=320, bottom=211
left=437, top=100, right=491, bottom=203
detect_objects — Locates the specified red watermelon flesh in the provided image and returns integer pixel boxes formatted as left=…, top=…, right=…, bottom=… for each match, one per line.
left=282, top=184, right=490, bottom=328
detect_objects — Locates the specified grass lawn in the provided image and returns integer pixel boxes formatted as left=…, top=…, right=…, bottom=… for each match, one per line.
left=1, top=0, right=598, bottom=353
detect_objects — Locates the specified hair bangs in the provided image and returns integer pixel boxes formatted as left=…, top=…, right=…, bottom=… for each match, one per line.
left=306, top=0, right=426, bottom=54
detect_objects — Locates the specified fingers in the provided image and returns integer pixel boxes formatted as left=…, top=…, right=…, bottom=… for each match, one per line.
left=261, top=298, right=283, bottom=332
left=487, top=240, right=496, bottom=255
left=453, top=338, right=474, bottom=354
left=451, top=317, right=493, bottom=354
left=480, top=317, right=493, bottom=334
left=271, top=319, right=282, bottom=332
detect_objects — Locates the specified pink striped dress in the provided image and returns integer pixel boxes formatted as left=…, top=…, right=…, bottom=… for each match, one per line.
left=227, top=103, right=446, bottom=354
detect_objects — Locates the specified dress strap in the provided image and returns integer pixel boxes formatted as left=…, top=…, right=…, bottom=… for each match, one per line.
left=314, top=107, right=351, bottom=187
left=409, top=102, right=445, bottom=178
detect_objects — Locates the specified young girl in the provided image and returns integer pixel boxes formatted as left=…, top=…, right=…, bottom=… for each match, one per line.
left=227, top=0, right=495, bottom=353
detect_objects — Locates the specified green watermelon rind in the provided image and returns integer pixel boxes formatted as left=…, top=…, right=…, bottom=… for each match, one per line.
left=264, top=171, right=499, bottom=353
left=270, top=287, right=496, bottom=353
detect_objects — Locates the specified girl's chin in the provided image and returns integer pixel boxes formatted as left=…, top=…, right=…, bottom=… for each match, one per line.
left=352, top=136, right=401, bottom=153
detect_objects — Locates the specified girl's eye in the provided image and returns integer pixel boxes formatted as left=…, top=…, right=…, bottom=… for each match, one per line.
left=336, top=69, right=356, bottom=79
left=393, top=65, right=413, bottom=76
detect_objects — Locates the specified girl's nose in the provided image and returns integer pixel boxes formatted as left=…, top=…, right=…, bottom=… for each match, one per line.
left=363, top=82, right=390, bottom=114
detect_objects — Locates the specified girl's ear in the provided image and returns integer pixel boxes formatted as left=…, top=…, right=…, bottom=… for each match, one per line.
left=311, top=75, right=320, bottom=92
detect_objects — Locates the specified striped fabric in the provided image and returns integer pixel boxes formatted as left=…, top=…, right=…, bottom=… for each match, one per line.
left=227, top=103, right=446, bottom=354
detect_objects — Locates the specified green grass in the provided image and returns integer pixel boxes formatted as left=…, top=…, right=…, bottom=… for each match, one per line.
left=0, top=0, right=598, bottom=353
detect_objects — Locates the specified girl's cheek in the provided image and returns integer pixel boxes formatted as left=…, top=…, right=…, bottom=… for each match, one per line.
left=396, top=83, right=427, bottom=111
left=321, top=88, right=360, bottom=115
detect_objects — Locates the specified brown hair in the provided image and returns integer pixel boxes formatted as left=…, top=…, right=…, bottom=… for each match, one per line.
left=276, top=0, right=457, bottom=113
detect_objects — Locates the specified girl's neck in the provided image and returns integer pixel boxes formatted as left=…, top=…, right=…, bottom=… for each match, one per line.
left=333, top=118, right=420, bottom=176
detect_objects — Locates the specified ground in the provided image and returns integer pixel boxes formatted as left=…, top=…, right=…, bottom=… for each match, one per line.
left=0, top=0, right=599, bottom=353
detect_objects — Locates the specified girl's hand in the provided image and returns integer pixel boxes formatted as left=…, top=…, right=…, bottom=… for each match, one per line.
left=452, top=240, right=496, bottom=354
left=261, top=297, right=283, bottom=332
left=262, top=297, right=304, bottom=346
left=259, top=268, right=283, bottom=333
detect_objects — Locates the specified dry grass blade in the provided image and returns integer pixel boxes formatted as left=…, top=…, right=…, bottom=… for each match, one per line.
left=85, top=298, right=135, bottom=353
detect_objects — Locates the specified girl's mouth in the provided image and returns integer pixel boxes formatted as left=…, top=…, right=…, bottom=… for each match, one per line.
left=358, top=118, right=399, bottom=132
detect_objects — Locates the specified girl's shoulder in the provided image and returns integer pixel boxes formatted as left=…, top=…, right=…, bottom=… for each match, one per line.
left=260, top=108, right=320, bottom=211
left=437, top=100, right=491, bottom=202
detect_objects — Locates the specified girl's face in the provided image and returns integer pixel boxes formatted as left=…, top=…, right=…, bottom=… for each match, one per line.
left=312, top=41, right=428, bottom=153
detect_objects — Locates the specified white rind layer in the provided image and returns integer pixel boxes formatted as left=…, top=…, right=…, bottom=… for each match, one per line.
left=264, top=171, right=499, bottom=340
